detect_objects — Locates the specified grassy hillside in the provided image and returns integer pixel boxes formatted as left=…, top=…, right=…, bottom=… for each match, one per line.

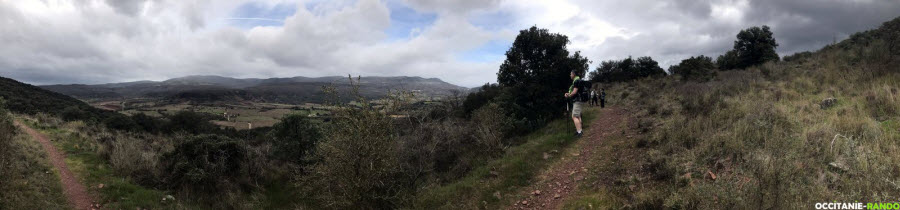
left=559, top=18, right=900, bottom=209
left=0, top=76, right=112, bottom=119
left=415, top=108, right=599, bottom=209
left=0, top=100, right=68, bottom=209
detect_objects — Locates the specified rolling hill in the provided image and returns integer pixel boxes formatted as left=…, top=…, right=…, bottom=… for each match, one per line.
left=0, top=76, right=114, bottom=119
left=41, top=75, right=468, bottom=104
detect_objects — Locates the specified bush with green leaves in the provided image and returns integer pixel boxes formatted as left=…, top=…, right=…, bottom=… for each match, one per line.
left=670, top=55, right=717, bottom=81
left=165, top=111, right=222, bottom=134
left=103, top=114, right=140, bottom=132
left=163, top=134, right=251, bottom=194
left=589, top=56, right=666, bottom=83
left=269, top=114, right=322, bottom=168
left=305, top=79, right=409, bottom=209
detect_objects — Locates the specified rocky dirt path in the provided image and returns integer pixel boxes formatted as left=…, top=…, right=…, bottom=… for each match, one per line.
left=14, top=120, right=95, bottom=210
left=509, top=107, right=629, bottom=210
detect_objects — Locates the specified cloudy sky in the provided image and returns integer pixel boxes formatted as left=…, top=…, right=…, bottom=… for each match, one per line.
left=2, top=0, right=898, bottom=87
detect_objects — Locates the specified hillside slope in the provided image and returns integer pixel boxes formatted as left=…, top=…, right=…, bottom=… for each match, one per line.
left=555, top=17, right=900, bottom=209
left=0, top=76, right=113, bottom=119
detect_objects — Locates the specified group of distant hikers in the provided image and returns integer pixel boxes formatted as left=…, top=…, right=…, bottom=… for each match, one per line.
left=564, top=70, right=605, bottom=138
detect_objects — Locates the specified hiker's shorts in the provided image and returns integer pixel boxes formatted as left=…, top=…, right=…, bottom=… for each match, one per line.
left=572, top=102, right=583, bottom=118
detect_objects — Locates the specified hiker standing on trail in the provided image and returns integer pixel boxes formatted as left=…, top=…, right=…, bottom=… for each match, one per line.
left=565, top=70, right=589, bottom=138
left=589, top=90, right=597, bottom=106
left=600, top=89, right=607, bottom=108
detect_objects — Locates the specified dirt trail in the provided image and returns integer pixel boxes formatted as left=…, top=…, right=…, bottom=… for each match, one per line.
left=14, top=120, right=95, bottom=210
left=509, top=107, right=629, bottom=210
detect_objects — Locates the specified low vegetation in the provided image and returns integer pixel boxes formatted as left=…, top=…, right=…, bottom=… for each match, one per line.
left=0, top=98, right=68, bottom=209
left=2, top=13, right=898, bottom=210
left=561, top=17, right=900, bottom=209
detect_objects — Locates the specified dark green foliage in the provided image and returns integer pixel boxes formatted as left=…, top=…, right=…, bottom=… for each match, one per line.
left=496, top=26, right=590, bottom=126
left=878, top=17, right=900, bottom=60
left=61, top=106, right=92, bottom=122
left=670, top=55, right=717, bottom=81
left=783, top=51, right=813, bottom=62
left=103, top=114, right=140, bottom=132
left=131, top=113, right=165, bottom=134
left=716, top=50, right=740, bottom=70
left=589, top=56, right=666, bottom=83
left=461, top=83, right=503, bottom=117
left=0, top=76, right=111, bottom=120
left=728, top=26, right=780, bottom=69
left=269, top=114, right=322, bottom=167
left=163, top=134, right=249, bottom=193
left=165, top=111, right=222, bottom=134
left=308, top=90, right=407, bottom=209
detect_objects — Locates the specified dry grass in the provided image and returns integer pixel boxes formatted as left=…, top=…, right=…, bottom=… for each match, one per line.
left=0, top=111, right=68, bottom=210
left=565, top=31, right=900, bottom=209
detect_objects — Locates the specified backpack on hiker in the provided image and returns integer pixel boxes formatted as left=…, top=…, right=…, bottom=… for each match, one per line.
left=575, top=79, right=591, bottom=103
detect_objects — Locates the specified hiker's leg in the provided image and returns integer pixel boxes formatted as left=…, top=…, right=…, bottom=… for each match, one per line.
left=572, top=102, right=583, bottom=132
left=574, top=116, right=582, bottom=131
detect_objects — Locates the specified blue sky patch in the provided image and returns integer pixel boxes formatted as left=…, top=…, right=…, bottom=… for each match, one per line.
left=228, top=2, right=297, bottom=28
left=384, top=1, right=437, bottom=41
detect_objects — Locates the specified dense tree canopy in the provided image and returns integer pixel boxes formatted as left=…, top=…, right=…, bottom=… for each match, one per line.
left=496, top=26, right=590, bottom=125
left=670, top=55, right=717, bottom=81
left=588, top=56, right=665, bottom=83
left=718, top=25, right=779, bottom=70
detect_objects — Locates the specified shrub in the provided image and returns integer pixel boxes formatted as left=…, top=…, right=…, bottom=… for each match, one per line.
left=131, top=113, right=165, bottom=134
left=269, top=114, right=322, bottom=168
left=470, top=102, right=514, bottom=152
left=461, top=83, right=503, bottom=118
left=306, top=79, right=409, bottom=209
left=163, top=134, right=250, bottom=194
left=865, top=86, right=899, bottom=121
left=108, top=134, right=162, bottom=185
left=165, top=111, right=221, bottom=134
left=670, top=55, right=717, bottom=81
left=399, top=118, right=478, bottom=181
left=61, top=106, right=91, bottom=122
left=103, top=114, right=139, bottom=132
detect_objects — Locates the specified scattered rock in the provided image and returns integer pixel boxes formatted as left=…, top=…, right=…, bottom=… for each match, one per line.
left=574, top=176, right=584, bottom=181
left=97, top=184, right=104, bottom=189
left=707, top=171, right=717, bottom=180
left=829, top=161, right=849, bottom=172
left=165, top=195, right=175, bottom=201
left=493, top=191, right=502, bottom=200
left=543, top=152, right=550, bottom=160
left=820, top=98, right=837, bottom=109
left=554, top=194, right=561, bottom=199
left=521, top=200, right=528, bottom=205
left=489, top=169, right=500, bottom=177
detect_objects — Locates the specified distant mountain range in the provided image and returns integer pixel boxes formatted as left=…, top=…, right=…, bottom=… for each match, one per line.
left=41, top=75, right=468, bottom=104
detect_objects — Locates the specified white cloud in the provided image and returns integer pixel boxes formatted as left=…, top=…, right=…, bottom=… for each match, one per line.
left=0, top=0, right=898, bottom=87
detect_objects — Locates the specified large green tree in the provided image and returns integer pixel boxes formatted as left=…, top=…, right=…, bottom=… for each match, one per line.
left=729, top=25, right=779, bottom=69
left=496, top=26, right=589, bottom=125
